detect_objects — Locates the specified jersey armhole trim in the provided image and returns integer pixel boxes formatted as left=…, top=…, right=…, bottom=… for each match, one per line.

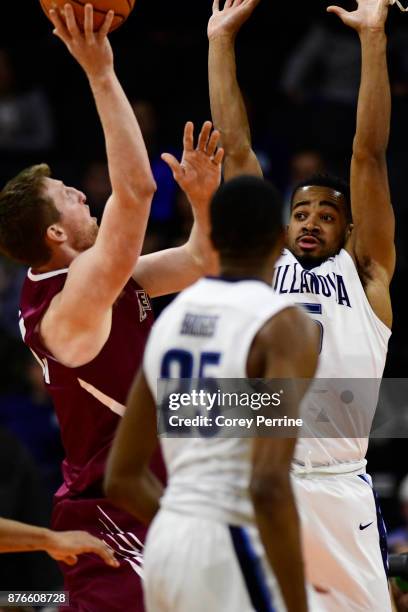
left=28, top=267, right=69, bottom=281
left=340, top=249, right=392, bottom=338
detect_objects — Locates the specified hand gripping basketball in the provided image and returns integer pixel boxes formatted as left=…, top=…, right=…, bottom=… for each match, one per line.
left=40, top=0, right=136, bottom=32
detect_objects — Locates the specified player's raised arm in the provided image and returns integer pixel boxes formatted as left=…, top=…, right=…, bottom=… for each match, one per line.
left=133, top=121, right=224, bottom=296
left=104, top=370, right=163, bottom=525
left=328, top=0, right=395, bottom=328
left=41, top=4, right=156, bottom=365
left=248, top=308, right=319, bottom=612
left=208, top=0, right=263, bottom=180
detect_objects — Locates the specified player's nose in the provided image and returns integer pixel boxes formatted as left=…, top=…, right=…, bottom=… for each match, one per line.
left=304, top=218, right=320, bottom=232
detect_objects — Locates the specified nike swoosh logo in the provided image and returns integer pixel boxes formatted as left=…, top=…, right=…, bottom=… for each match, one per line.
left=359, top=522, right=374, bottom=531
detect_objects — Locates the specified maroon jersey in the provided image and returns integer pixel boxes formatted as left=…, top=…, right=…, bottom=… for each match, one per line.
left=19, top=267, right=163, bottom=500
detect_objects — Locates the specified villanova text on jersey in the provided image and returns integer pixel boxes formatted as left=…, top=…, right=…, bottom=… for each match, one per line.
left=273, top=261, right=351, bottom=307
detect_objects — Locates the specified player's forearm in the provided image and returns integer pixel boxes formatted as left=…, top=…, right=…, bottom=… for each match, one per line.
left=252, top=481, right=307, bottom=612
left=89, top=70, right=156, bottom=203
left=353, top=30, right=390, bottom=159
left=209, top=36, right=261, bottom=178
left=106, top=471, right=163, bottom=526
left=185, top=209, right=218, bottom=276
left=0, top=518, right=52, bottom=553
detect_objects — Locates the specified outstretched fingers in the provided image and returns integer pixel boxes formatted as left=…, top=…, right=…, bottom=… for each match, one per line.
left=183, top=121, right=194, bottom=153
left=84, top=4, right=95, bottom=43
left=197, top=121, right=212, bottom=152
left=326, top=5, right=348, bottom=20
left=161, top=153, right=184, bottom=181
left=213, top=147, right=225, bottom=165
left=98, top=9, right=114, bottom=38
left=206, top=128, right=221, bottom=157
left=49, top=9, right=70, bottom=42
left=91, top=541, right=120, bottom=567
left=63, top=3, right=81, bottom=38
left=64, top=554, right=78, bottom=565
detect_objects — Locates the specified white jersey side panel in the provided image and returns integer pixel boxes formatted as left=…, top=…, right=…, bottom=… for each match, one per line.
left=144, top=278, right=294, bottom=525
left=273, top=248, right=391, bottom=468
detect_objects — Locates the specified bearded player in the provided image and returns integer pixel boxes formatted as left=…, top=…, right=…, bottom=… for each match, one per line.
left=208, top=0, right=395, bottom=609
left=0, top=5, right=223, bottom=611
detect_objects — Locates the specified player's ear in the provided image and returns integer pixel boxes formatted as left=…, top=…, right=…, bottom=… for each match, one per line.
left=46, top=223, right=67, bottom=245
left=346, top=223, right=354, bottom=241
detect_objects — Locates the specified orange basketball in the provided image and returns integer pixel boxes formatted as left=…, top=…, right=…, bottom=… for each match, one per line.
left=39, top=0, right=136, bottom=32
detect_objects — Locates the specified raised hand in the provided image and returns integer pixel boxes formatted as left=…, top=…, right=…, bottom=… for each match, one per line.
left=46, top=530, right=119, bottom=567
left=162, top=121, right=224, bottom=211
left=208, top=0, right=261, bottom=41
left=49, top=3, right=114, bottom=80
left=327, top=0, right=390, bottom=32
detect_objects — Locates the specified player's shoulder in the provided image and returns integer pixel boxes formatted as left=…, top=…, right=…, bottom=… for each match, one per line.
left=20, top=267, right=68, bottom=315
left=323, top=248, right=354, bottom=269
left=259, top=304, right=313, bottom=347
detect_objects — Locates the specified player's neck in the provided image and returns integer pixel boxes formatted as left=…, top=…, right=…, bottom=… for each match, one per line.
left=218, top=264, right=274, bottom=286
left=31, top=246, right=79, bottom=274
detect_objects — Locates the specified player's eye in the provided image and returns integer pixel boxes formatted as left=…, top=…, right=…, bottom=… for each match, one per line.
left=295, top=212, right=307, bottom=221
left=321, top=214, right=334, bottom=222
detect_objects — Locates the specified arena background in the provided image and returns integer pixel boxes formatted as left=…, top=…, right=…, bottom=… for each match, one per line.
left=0, top=0, right=407, bottom=592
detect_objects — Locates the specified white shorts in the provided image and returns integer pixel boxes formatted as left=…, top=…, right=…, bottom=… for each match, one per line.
left=293, top=471, right=391, bottom=612
left=143, top=508, right=323, bottom=612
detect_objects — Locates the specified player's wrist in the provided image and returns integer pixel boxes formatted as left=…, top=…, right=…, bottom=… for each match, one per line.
left=88, top=67, right=116, bottom=90
left=41, top=528, right=57, bottom=552
left=358, top=25, right=387, bottom=39
left=208, top=31, right=236, bottom=44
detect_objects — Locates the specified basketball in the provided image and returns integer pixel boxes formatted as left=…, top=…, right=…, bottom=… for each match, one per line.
left=39, top=1, right=136, bottom=32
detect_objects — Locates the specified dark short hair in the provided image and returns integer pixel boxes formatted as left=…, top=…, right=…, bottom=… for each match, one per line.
left=210, top=175, right=284, bottom=260
left=0, top=164, right=60, bottom=266
left=291, top=173, right=352, bottom=222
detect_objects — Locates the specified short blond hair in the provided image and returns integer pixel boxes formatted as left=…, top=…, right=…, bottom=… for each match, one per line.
left=0, top=164, right=61, bottom=266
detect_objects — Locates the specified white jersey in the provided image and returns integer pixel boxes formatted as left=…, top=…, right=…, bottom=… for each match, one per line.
left=273, top=248, right=391, bottom=470
left=144, top=277, right=292, bottom=525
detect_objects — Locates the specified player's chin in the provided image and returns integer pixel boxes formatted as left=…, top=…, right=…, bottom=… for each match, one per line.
left=295, top=244, right=325, bottom=259
left=90, top=219, right=99, bottom=235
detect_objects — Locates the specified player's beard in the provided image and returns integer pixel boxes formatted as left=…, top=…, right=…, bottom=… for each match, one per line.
left=72, top=220, right=99, bottom=252
left=292, top=234, right=347, bottom=269
left=295, top=253, right=330, bottom=270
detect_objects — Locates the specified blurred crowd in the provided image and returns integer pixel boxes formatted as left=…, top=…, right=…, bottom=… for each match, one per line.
left=1, top=0, right=408, bottom=591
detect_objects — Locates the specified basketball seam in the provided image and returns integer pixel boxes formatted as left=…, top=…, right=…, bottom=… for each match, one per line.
left=69, top=0, right=126, bottom=20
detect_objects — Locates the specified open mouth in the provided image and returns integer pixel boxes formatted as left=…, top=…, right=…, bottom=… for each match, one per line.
left=297, top=236, right=322, bottom=250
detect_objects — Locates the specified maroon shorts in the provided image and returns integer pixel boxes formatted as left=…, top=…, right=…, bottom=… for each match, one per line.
left=52, top=496, right=147, bottom=612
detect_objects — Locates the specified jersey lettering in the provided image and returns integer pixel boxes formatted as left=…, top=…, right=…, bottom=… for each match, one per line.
left=274, top=264, right=352, bottom=307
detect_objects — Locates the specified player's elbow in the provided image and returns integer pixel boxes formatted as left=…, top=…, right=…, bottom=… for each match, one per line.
left=104, top=474, right=130, bottom=509
left=132, top=177, right=157, bottom=203
left=250, top=472, right=292, bottom=512
left=352, top=140, right=387, bottom=165
left=116, top=177, right=157, bottom=209
left=143, top=177, right=158, bottom=197
left=225, top=144, right=254, bottom=166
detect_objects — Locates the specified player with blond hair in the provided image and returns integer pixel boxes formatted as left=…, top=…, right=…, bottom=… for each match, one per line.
left=0, top=4, right=223, bottom=610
